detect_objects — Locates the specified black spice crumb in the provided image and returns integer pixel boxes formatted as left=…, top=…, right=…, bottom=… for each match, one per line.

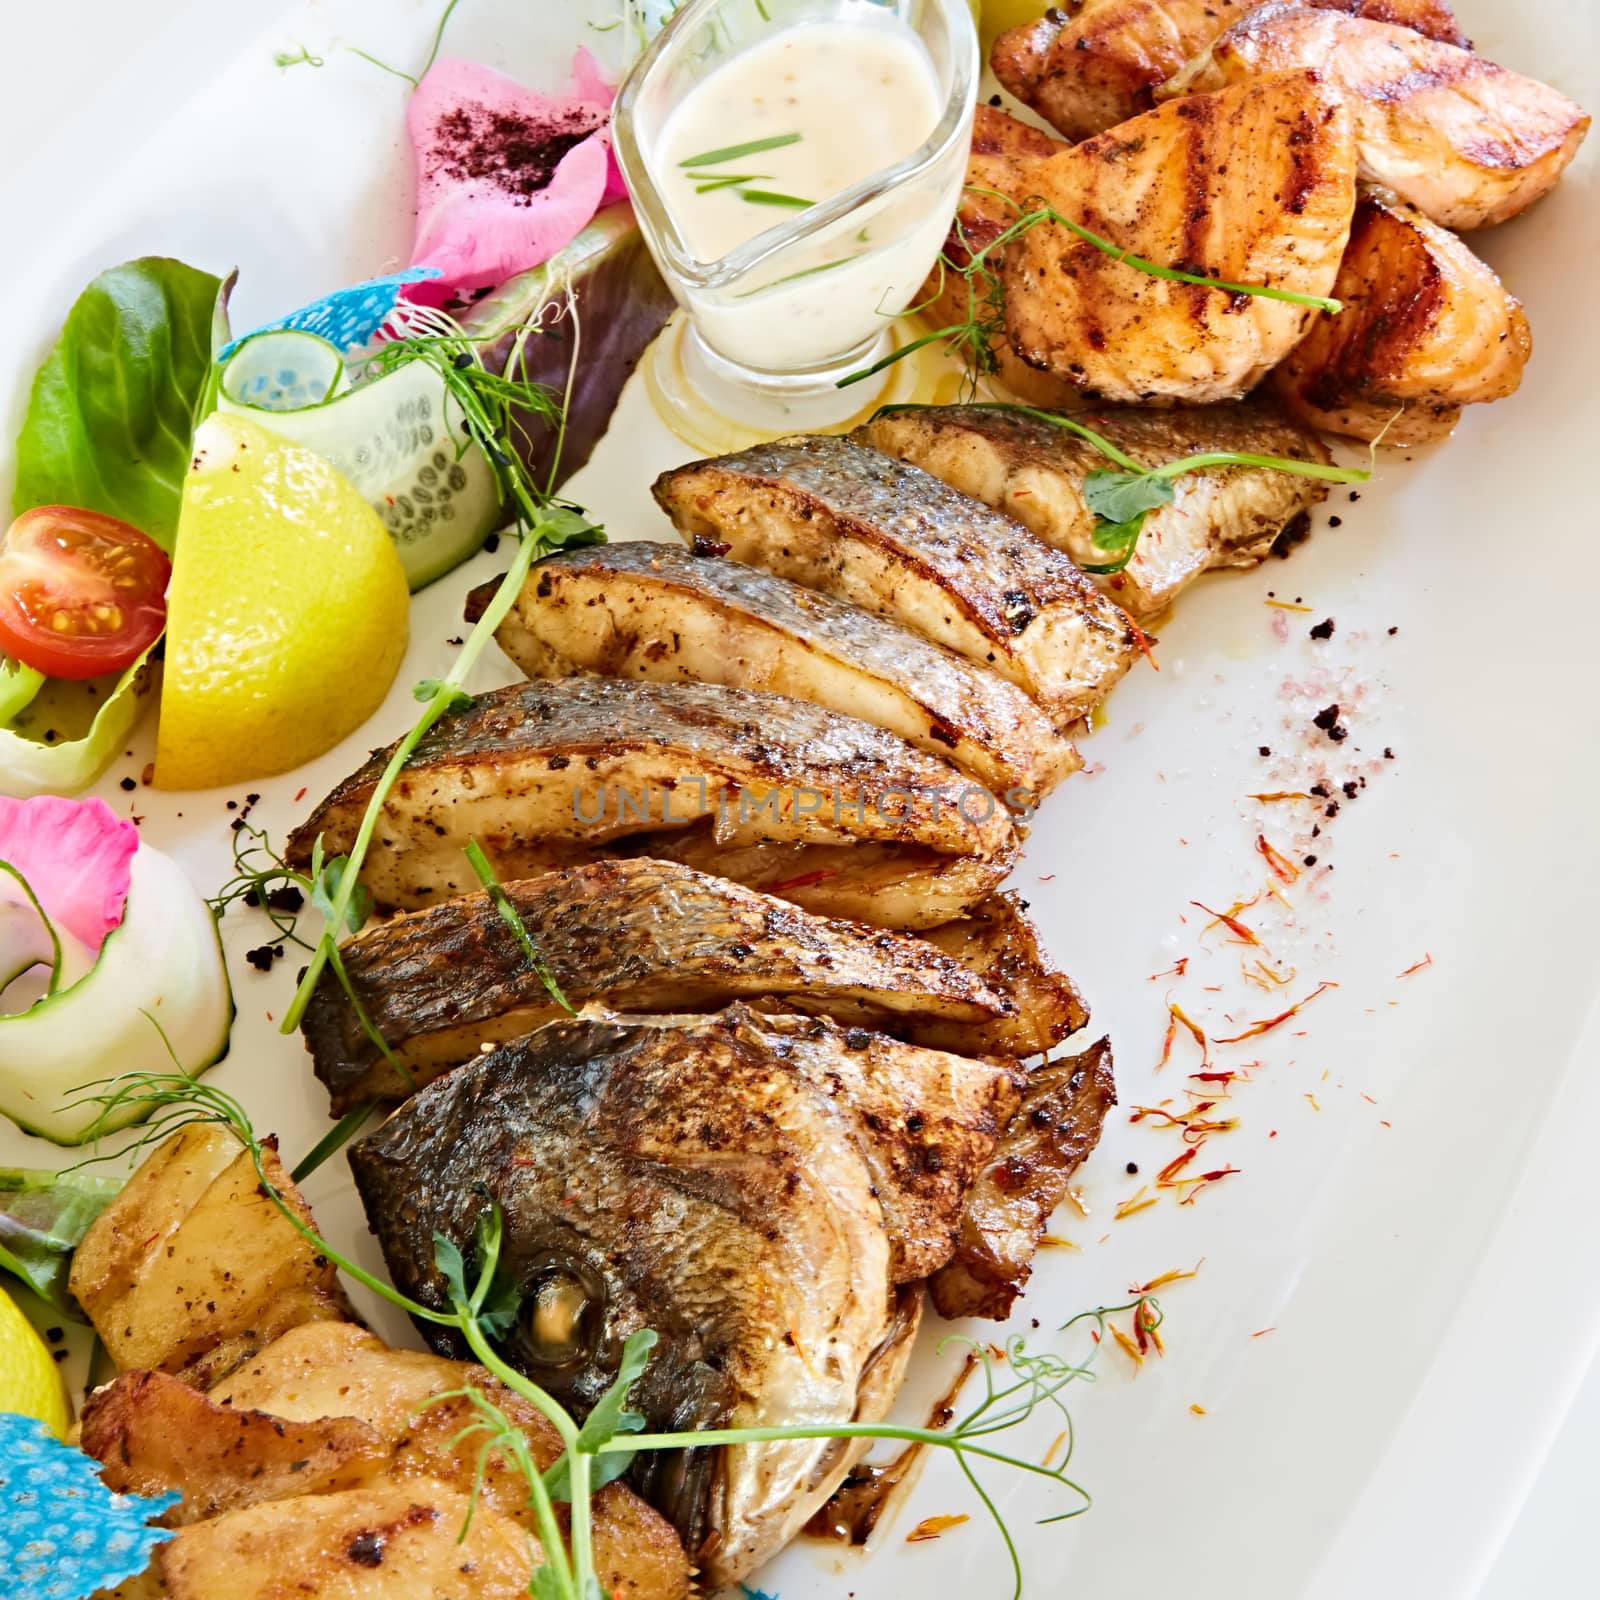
left=1383, top=746, right=1395, bottom=760
left=244, top=944, right=285, bottom=973
left=119, top=776, right=137, bottom=792
left=1348, top=491, right=1361, bottom=502
left=1258, top=745, right=1272, bottom=757
left=1126, top=1160, right=1139, bottom=1175
left=1388, top=626, right=1398, bottom=636
left=1310, top=782, right=1330, bottom=798
left=1312, top=704, right=1341, bottom=731
left=1328, top=515, right=1343, bottom=528
left=266, top=885, right=304, bottom=914
left=483, top=532, right=501, bottom=554
left=1329, top=725, right=1348, bottom=742
left=1309, top=617, right=1335, bottom=640
left=1343, top=780, right=1359, bottom=798
left=45, top=1327, right=63, bottom=1345
left=1325, top=801, right=1340, bottom=818
left=1303, top=854, right=1318, bottom=867
left=1310, top=824, right=1321, bottom=838
left=989, top=92, right=1003, bottom=106
left=447, top=635, right=464, bottom=647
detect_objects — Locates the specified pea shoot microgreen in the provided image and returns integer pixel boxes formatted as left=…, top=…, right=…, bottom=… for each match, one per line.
left=840, top=185, right=1343, bottom=393
left=871, top=400, right=1374, bottom=573
left=463, top=840, right=577, bottom=1015
left=69, top=1055, right=1159, bottom=1600
left=275, top=0, right=462, bottom=88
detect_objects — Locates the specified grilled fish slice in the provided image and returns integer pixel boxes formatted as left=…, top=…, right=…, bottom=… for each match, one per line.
left=300, top=857, right=1024, bottom=1112
left=350, top=1006, right=1016, bottom=1584
left=918, top=893, right=1089, bottom=1058
left=930, top=1037, right=1117, bottom=1321
left=1001, top=74, right=1356, bottom=405
left=653, top=436, right=1139, bottom=723
left=288, top=676, right=1013, bottom=913
left=472, top=541, right=1080, bottom=799
left=992, top=0, right=1469, bottom=141
left=861, top=402, right=1333, bottom=616
left=1162, top=5, right=1589, bottom=230
left=631, top=830, right=1019, bottom=931
left=1270, top=185, right=1532, bottom=444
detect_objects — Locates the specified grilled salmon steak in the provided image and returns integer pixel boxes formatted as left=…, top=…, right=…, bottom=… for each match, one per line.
left=653, top=435, right=1140, bottom=723
left=861, top=402, right=1333, bottom=616
left=473, top=541, right=1080, bottom=798
left=288, top=676, right=1015, bottom=916
left=992, top=0, right=1469, bottom=141
left=350, top=1006, right=1019, bottom=1584
left=1000, top=74, right=1357, bottom=405
left=1270, top=185, right=1532, bottom=443
left=1161, top=4, right=1589, bottom=230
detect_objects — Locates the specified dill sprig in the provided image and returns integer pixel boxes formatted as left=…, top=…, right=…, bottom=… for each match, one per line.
left=840, top=185, right=1342, bottom=392
left=70, top=1061, right=1159, bottom=1600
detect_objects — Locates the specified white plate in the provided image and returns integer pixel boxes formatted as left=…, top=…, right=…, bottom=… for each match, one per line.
left=2, top=3, right=1597, bottom=1596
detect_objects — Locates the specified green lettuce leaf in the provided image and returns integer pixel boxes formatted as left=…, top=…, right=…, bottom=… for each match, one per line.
left=0, top=1168, right=121, bottom=1315
left=12, top=257, right=228, bottom=550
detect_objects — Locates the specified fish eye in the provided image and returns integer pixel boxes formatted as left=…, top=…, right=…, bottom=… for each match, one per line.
left=506, top=1255, right=606, bottom=1373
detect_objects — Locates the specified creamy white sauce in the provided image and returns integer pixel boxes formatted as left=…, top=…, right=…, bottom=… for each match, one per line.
left=647, top=15, right=958, bottom=375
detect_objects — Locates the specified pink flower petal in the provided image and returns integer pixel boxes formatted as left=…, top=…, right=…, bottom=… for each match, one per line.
left=406, top=52, right=621, bottom=304
left=0, top=796, right=137, bottom=951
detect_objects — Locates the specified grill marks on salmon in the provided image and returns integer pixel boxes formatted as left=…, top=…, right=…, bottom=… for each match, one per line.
left=1271, top=185, right=1532, bottom=443
left=991, top=0, right=1469, bottom=142
left=287, top=676, right=1015, bottom=916
left=300, top=858, right=1046, bottom=1112
left=652, top=435, right=1139, bottom=724
left=861, top=402, right=1334, bottom=616
left=1161, top=4, right=1590, bottom=230
left=349, top=1005, right=1019, bottom=1585
left=1001, top=75, right=1358, bottom=405
left=472, top=541, right=1080, bottom=799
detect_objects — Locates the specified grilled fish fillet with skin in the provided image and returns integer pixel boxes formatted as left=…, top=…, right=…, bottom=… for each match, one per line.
left=1270, top=185, right=1532, bottom=444
left=84, top=1321, right=690, bottom=1600
left=653, top=436, right=1139, bottom=723
left=350, top=1006, right=1018, bottom=1584
left=287, top=676, right=1013, bottom=913
left=300, top=857, right=1024, bottom=1112
left=1001, top=73, right=1356, bottom=405
left=472, top=542, right=1080, bottom=800
left=918, top=892, right=1089, bottom=1058
left=992, top=0, right=1468, bottom=141
left=630, top=829, right=1019, bottom=931
left=861, top=402, right=1333, bottom=617
left=930, top=1037, right=1117, bottom=1321
left=1161, top=4, right=1590, bottom=230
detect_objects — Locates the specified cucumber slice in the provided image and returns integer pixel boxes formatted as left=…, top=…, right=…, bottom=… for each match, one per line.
left=218, top=338, right=502, bottom=591
left=0, top=844, right=233, bottom=1146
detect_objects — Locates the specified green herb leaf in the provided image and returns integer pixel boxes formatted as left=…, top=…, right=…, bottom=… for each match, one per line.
left=545, top=1329, right=659, bottom=1499
left=13, top=258, right=231, bottom=550
left=310, top=854, right=372, bottom=937
left=677, top=132, right=801, bottom=167
left=434, top=1231, right=469, bottom=1304
left=413, top=678, right=473, bottom=711
left=0, top=1168, right=121, bottom=1314
left=741, top=189, right=814, bottom=209
left=1082, top=468, right=1175, bottom=527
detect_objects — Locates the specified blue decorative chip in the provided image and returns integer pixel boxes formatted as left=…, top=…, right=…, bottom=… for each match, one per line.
left=220, top=265, right=441, bottom=357
left=0, top=1412, right=177, bottom=1600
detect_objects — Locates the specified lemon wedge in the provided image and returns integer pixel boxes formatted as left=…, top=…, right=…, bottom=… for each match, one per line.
left=0, top=1283, right=68, bottom=1436
left=155, top=413, right=410, bottom=789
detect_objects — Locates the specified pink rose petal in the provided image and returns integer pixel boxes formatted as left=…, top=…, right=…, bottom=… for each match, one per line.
left=406, top=51, right=621, bottom=305
left=0, top=796, right=137, bottom=951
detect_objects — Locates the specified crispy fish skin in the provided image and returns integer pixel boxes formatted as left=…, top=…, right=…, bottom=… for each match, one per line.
left=1270, top=185, right=1532, bottom=444
left=930, top=1037, right=1117, bottom=1321
left=1161, top=4, right=1589, bottom=230
left=918, top=893, right=1089, bottom=1058
left=862, top=402, right=1333, bottom=616
left=652, top=435, right=1138, bottom=723
left=287, top=676, right=1013, bottom=912
left=350, top=1006, right=1013, bottom=1585
left=472, top=542, right=1080, bottom=799
left=301, top=857, right=1022, bottom=1112
left=992, top=0, right=1469, bottom=141
left=630, top=830, right=1020, bottom=931
left=1002, top=73, right=1356, bottom=406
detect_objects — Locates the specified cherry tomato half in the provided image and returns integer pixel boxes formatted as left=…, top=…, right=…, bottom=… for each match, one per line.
left=0, top=507, right=170, bottom=681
